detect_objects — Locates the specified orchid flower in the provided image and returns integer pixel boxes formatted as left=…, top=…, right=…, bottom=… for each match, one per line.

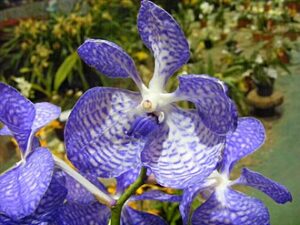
left=0, top=82, right=62, bottom=221
left=65, top=0, right=237, bottom=189
left=180, top=117, right=292, bottom=225
left=0, top=83, right=114, bottom=222
left=54, top=168, right=181, bottom=225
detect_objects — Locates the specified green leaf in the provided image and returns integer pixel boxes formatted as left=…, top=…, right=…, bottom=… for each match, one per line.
left=54, top=51, right=78, bottom=91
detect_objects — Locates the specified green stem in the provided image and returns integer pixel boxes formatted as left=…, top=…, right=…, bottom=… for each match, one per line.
left=110, top=167, right=147, bottom=225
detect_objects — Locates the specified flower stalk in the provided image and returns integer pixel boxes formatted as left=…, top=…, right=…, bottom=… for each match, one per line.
left=110, top=167, right=147, bottom=225
left=52, top=155, right=116, bottom=207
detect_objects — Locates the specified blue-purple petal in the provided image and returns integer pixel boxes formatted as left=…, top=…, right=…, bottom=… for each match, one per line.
left=220, top=117, right=265, bottom=174
left=130, top=190, right=181, bottom=202
left=116, top=167, right=140, bottom=194
left=56, top=202, right=110, bottom=225
left=0, top=82, right=35, bottom=152
left=65, top=87, right=144, bottom=178
left=32, top=102, right=61, bottom=133
left=138, top=0, right=190, bottom=90
left=237, top=168, right=292, bottom=204
left=191, top=188, right=270, bottom=225
left=122, top=206, right=167, bottom=225
left=0, top=147, right=54, bottom=220
left=77, top=39, right=143, bottom=89
left=175, top=74, right=238, bottom=135
left=141, top=106, right=225, bottom=189
left=180, top=185, right=205, bottom=225
left=0, top=125, right=12, bottom=136
left=0, top=82, right=35, bottom=131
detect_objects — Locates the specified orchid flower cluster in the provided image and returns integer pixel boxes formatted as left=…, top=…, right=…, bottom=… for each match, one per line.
left=0, top=1, right=292, bottom=225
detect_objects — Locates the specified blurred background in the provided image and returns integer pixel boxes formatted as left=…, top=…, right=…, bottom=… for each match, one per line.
left=0, top=0, right=299, bottom=224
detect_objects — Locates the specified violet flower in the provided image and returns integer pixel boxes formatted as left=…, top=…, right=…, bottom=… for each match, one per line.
left=0, top=83, right=113, bottom=222
left=55, top=169, right=181, bottom=225
left=180, top=117, right=292, bottom=225
left=0, top=82, right=63, bottom=221
left=65, top=0, right=237, bottom=189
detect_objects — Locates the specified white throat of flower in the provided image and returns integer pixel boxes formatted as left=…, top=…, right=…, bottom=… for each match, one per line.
left=205, top=170, right=233, bottom=206
left=139, top=84, right=176, bottom=123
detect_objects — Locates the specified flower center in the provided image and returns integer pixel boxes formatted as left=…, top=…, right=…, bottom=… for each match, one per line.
left=142, top=100, right=153, bottom=112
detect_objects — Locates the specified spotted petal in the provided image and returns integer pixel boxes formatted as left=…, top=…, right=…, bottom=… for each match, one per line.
left=122, top=206, right=167, bottom=225
left=138, top=0, right=190, bottom=91
left=77, top=39, right=143, bottom=89
left=237, top=168, right=292, bottom=204
left=191, top=188, right=270, bottom=225
left=0, top=147, right=54, bottom=220
left=220, top=117, right=265, bottom=174
left=32, top=102, right=61, bottom=132
left=141, top=106, right=225, bottom=189
left=180, top=185, right=205, bottom=225
left=64, top=172, right=107, bottom=205
left=56, top=202, right=110, bottom=225
left=116, top=167, right=140, bottom=194
left=65, top=87, right=144, bottom=178
left=175, top=75, right=238, bottom=135
left=0, top=82, right=35, bottom=152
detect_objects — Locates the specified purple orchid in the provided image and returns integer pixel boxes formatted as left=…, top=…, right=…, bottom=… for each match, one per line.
left=54, top=169, right=181, bottom=225
left=65, top=0, right=237, bottom=189
left=180, top=117, right=292, bottom=225
left=0, top=82, right=63, bottom=221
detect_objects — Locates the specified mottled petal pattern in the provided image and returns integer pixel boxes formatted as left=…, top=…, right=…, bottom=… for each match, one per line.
left=237, top=168, right=292, bottom=204
left=141, top=106, right=225, bottom=189
left=180, top=185, right=204, bottom=225
left=131, top=190, right=181, bottom=202
left=0, top=82, right=35, bottom=132
left=191, top=189, right=270, bottom=225
left=56, top=202, right=110, bottom=225
left=32, top=102, right=61, bottom=132
left=122, top=206, right=167, bottom=225
left=77, top=39, right=143, bottom=89
left=0, top=83, right=35, bottom=152
left=116, top=167, right=140, bottom=193
left=175, top=75, right=238, bottom=135
left=0, top=147, right=54, bottom=220
left=220, top=118, right=265, bottom=174
left=138, top=0, right=190, bottom=90
left=65, top=87, right=144, bottom=178
left=0, top=125, right=12, bottom=136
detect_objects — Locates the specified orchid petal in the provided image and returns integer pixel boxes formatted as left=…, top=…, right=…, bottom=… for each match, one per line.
left=0, top=82, right=35, bottom=152
left=77, top=39, right=143, bottom=90
left=64, top=172, right=107, bottom=205
left=56, top=202, right=110, bottom=225
left=180, top=185, right=204, bottom=225
left=237, top=168, right=292, bottom=204
left=116, top=167, right=140, bottom=194
left=138, top=0, right=190, bottom=91
left=0, top=147, right=54, bottom=220
left=32, top=102, right=61, bottom=133
left=65, top=87, right=144, bottom=178
left=127, top=114, right=159, bottom=139
left=131, top=190, right=181, bottom=202
left=220, top=117, right=265, bottom=174
left=0, top=125, right=12, bottom=136
left=175, top=75, right=238, bottom=135
left=141, top=106, right=225, bottom=189
left=122, top=206, right=167, bottom=225
left=191, top=188, right=270, bottom=225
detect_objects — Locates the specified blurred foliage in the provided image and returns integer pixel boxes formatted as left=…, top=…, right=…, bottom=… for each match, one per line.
left=0, top=0, right=299, bottom=114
